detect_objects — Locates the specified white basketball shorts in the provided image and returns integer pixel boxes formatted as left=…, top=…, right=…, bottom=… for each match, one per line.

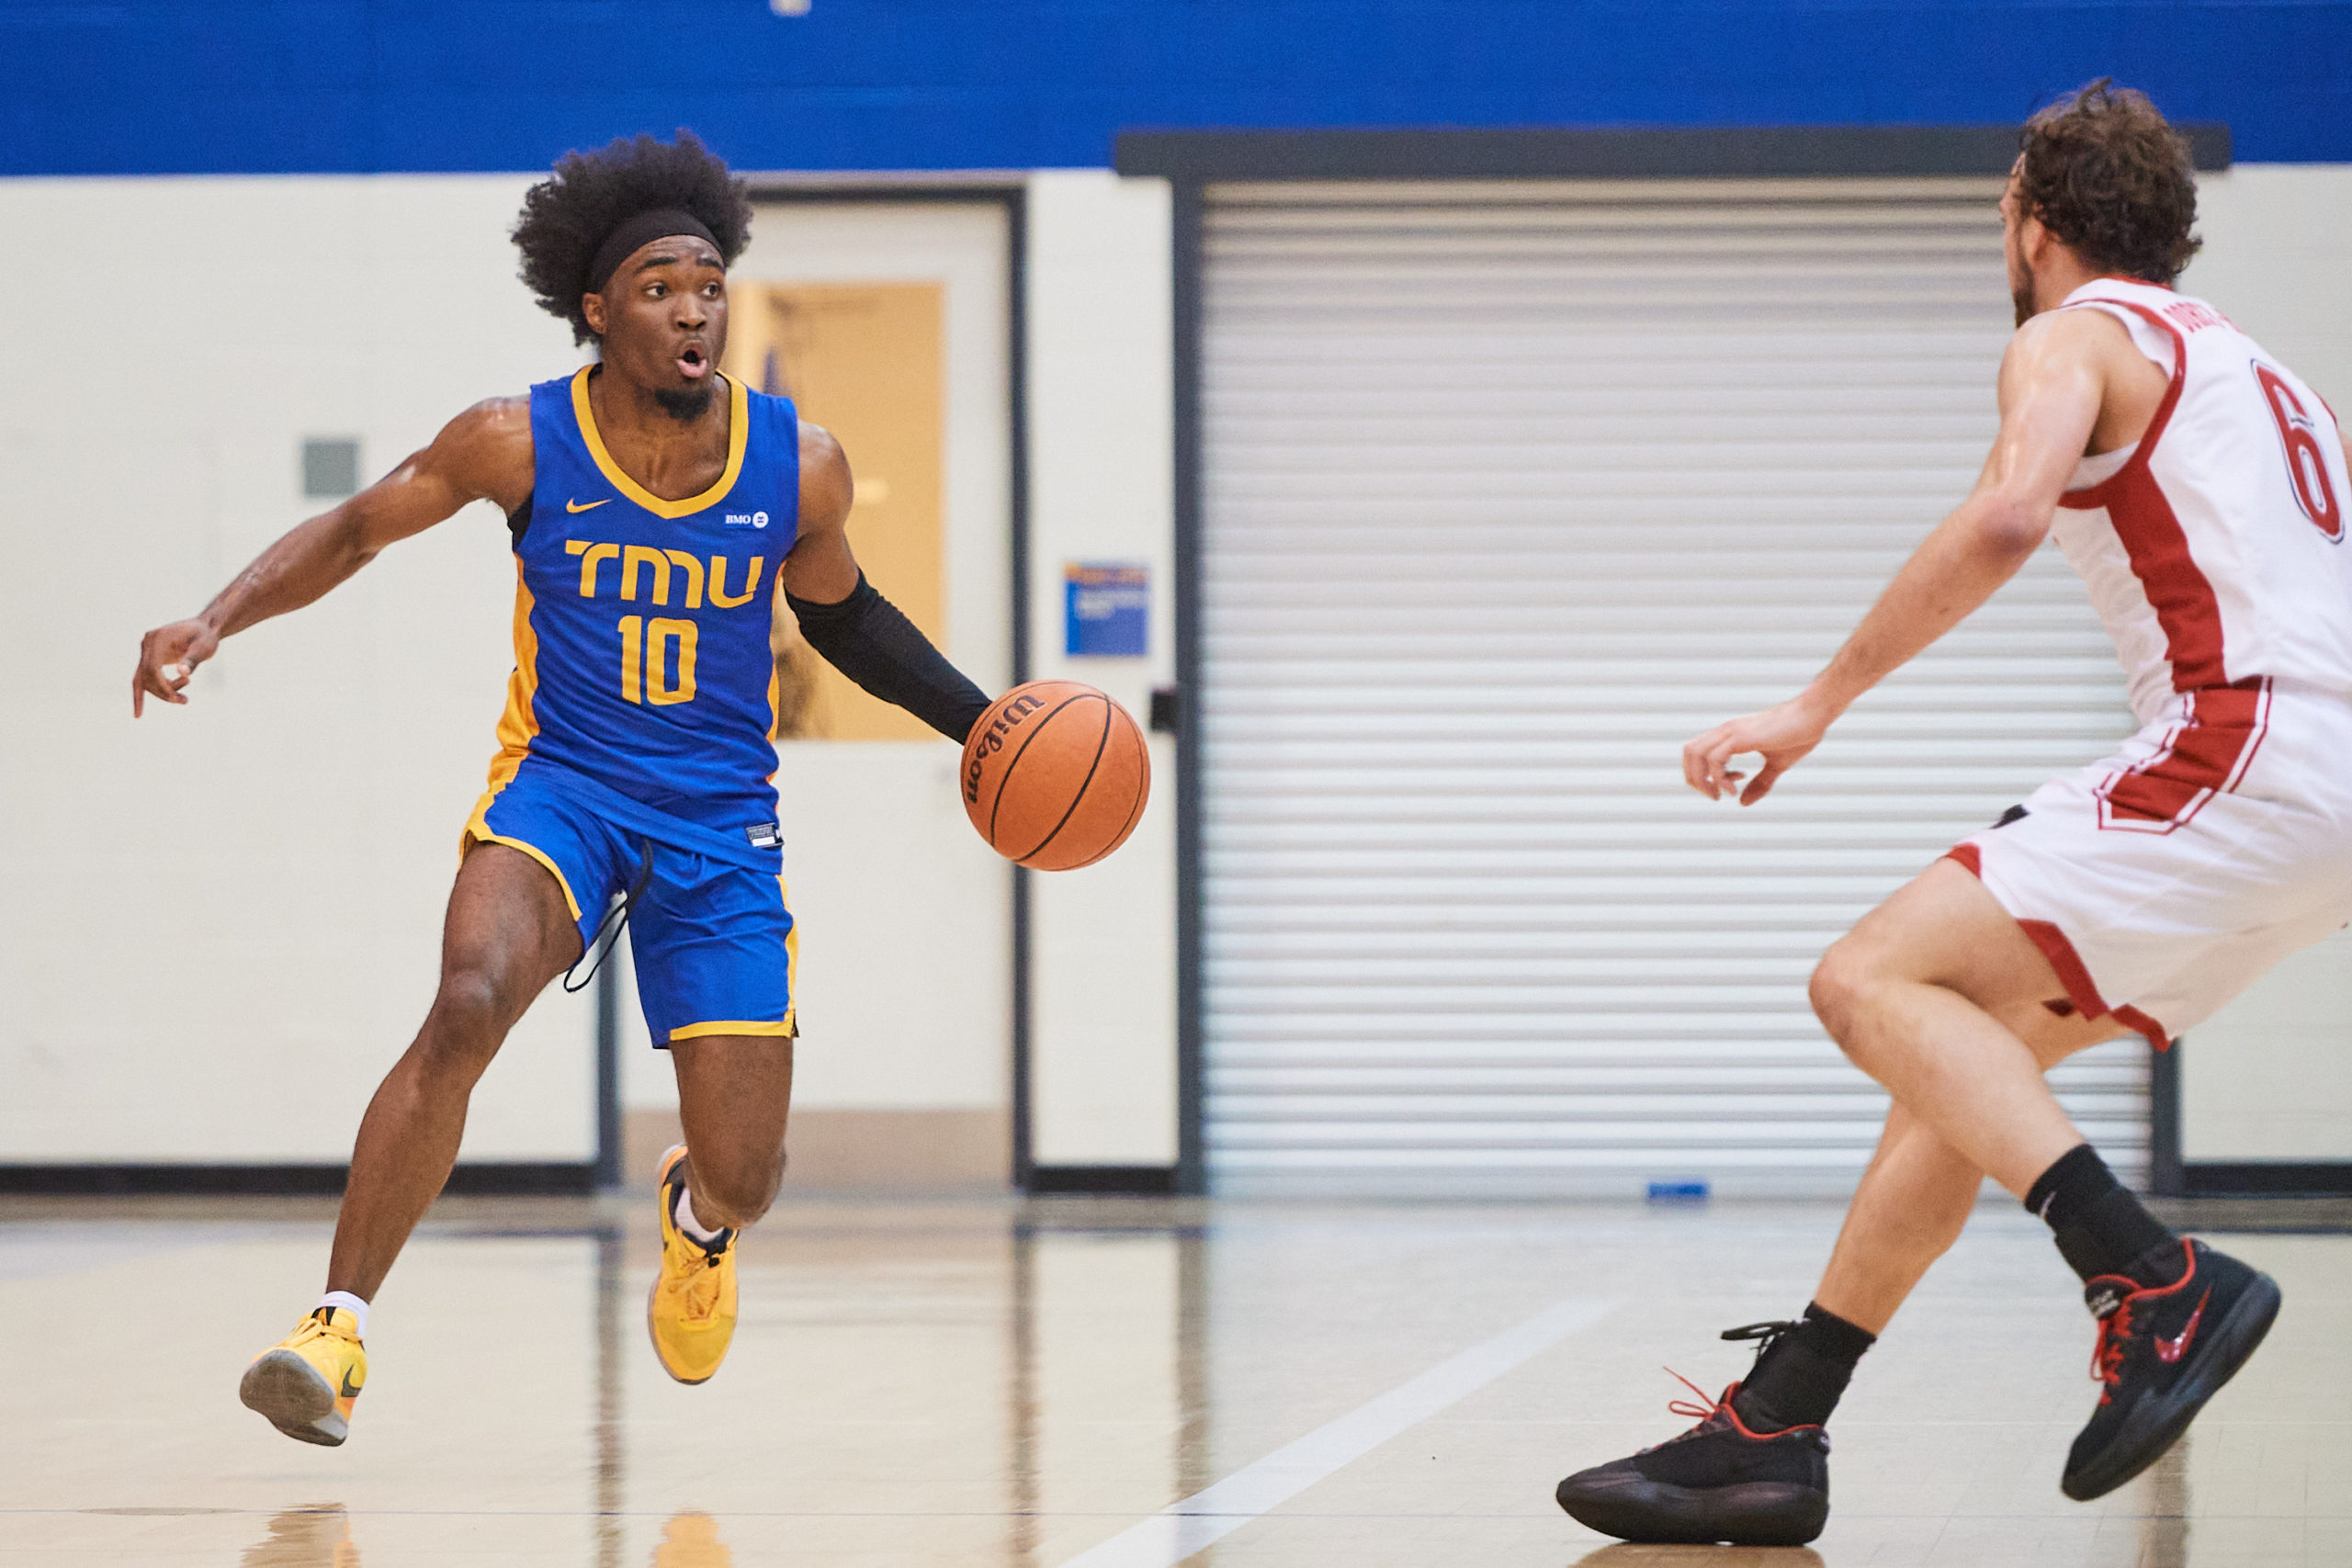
left=1948, top=677, right=2352, bottom=1048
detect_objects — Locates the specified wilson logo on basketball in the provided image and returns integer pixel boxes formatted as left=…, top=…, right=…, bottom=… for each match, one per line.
left=963, top=693, right=1049, bottom=805
left=960, top=681, right=1150, bottom=871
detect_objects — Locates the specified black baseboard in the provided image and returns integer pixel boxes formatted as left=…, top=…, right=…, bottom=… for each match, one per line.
left=1116, top=122, right=2233, bottom=183
left=2181, top=1162, right=2352, bottom=1197
left=0, top=1163, right=597, bottom=1197
left=1025, top=1166, right=1180, bottom=1196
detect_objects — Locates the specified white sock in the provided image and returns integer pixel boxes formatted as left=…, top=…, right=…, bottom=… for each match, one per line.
left=672, top=1183, right=729, bottom=1244
left=317, top=1291, right=370, bottom=1337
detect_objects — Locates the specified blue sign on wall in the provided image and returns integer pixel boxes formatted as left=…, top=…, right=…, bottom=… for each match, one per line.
left=1065, top=563, right=1149, bottom=658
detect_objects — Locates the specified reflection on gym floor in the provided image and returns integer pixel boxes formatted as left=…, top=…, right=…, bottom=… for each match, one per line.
left=0, top=1195, right=2337, bottom=1565
left=238, top=1506, right=358, bottom=1567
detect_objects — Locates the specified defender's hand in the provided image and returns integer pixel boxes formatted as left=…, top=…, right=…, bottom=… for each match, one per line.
left=1683, top=694, right=1833, bottom=805
left=133, top=620, right=220, bottom=716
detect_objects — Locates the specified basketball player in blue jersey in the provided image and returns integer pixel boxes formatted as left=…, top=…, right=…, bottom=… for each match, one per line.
left=130, top=132, right=992, bottom=1446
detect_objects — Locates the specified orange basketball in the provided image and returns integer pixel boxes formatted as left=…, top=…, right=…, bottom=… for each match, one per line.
left=962, top=681, right=1150, bottom=870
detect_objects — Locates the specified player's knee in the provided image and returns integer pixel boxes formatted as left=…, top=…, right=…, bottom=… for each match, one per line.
left=423, top=967, right=515, bottom=1068
left=692, top=1148, right=783, bottom=1229
left=1808, top=940, right=1878, bottom=1053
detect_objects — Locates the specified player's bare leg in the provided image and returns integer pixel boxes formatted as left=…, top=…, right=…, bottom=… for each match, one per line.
left=324, top=843, right=582, bottom=1299
left=670, top=1035, right=794, bottom=1228
left=1800, top=863, right=2272, bottom=1474
left=1813, top=1006, right=2122, bottom=1334
left=1808, top=859, right=2087, bottom=1195
left=1809, top=860, right=2275, bottom=1498
left=241, top=842, right=577, bottom=1444
left=1556, top=932, right=2117, bottom=1540
left=1809, top=1107, right=1979, bottom=1334
left=645, top=1035, right=794, bottom=1383
left=1560, top=863, right=2278, bottom=1539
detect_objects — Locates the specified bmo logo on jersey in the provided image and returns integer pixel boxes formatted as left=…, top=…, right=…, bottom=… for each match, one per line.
left=723, top=510, right=770, bottom=528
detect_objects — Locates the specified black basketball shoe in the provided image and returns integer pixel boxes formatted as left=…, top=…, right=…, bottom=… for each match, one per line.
left=1555, top=1324, right=1831, bottom=1547
left=2062, top=1238, right=2280, bottom=1501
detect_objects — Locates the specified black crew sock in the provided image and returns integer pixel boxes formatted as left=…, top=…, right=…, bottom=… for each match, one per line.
left=2024, top=1142, right=2179, bottom=1286
left=1729, top=1303, right=1876, bottom=1431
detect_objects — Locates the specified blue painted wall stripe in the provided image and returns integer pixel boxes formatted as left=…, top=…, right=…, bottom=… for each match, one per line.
left=4, top=2, right=2348, bottom=175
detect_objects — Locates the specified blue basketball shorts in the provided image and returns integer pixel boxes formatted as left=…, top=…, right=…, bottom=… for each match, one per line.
left=463, top=756, right=797, bottom=1046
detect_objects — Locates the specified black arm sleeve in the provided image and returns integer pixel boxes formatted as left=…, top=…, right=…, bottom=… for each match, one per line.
left=785, top=571, right=992, bottom=743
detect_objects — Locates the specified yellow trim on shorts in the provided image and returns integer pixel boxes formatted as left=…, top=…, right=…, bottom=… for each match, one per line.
left=779, top=872, right=797, bottom=1007
left=669, top=1016, right=797, bottom=1043
left=662, top=875, right=801, bottom=1044
left=459, top=811, right=584, bottom=922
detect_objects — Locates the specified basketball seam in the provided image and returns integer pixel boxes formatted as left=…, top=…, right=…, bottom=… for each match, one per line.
left=1014, top=700, right=1113, bottom=865
left=987, top=694, right=1091, bottom=849
left=1063, top=737, right=1147, bottom=871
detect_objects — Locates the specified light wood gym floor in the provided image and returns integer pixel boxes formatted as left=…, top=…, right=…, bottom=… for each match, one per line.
left=2, top=1192, right=2345, bottom=1565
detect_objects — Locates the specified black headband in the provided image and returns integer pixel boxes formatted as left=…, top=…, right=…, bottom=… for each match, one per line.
left=586, top=209, right=721, bottom=295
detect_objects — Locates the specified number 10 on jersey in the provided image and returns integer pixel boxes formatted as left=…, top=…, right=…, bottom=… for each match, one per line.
left=618, top=615, right=697, bottom=705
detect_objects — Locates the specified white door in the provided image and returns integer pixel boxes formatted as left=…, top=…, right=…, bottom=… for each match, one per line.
left=617, top=200, right=1017, bottom=1166
left=1199, top=177, right=2148, bottom=1197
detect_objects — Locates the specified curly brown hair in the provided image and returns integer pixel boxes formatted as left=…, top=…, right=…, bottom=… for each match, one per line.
left=2017, top=81, right=2200, bottom=285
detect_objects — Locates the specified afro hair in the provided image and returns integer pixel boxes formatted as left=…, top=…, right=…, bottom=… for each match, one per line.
left=513, top=129, right=753, bottom=344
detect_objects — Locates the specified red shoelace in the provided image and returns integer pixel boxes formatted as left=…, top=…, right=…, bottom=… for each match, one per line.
left=2089, top=1297, right=2136, bottom=1403
left=1664, top=1367, right=1727, bottom=1425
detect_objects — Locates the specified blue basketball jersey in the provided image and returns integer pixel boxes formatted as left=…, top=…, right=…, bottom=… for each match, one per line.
left=486, top=367, right=800, bottom=833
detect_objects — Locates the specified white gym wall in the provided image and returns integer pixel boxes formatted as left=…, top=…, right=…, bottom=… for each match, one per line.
left=0, top=164, right=2341, bottom=1181
left=0, top=170, right=1181, bottom=1179
left=0, top=175, right=594, bottom=1164
left=1023, top=171, right=1181, bottom=1171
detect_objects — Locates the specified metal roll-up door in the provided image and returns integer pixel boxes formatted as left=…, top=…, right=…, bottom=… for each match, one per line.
left=1200, top=177, right=2149, bottom=1198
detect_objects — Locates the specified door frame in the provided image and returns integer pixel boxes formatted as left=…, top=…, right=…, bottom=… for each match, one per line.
left=592, top=180, right=1038, bottom=1190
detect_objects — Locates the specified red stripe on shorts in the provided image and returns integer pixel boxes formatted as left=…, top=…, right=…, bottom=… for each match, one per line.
left=2098, top=676, right=2272, bottom=832
left=2111, top=1005, right=2174, bottom=1052
left=2015, top=921, right=2173, bottom=1050
left=2017, top=919, right=2112, bottom=1023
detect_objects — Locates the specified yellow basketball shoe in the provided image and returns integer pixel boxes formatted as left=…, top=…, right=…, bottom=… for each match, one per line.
left=648, top=1145, right=739, bottom=1384
left=240, top=1306, right=367, bottom=1447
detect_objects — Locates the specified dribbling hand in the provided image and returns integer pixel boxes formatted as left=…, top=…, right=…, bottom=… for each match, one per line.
left=1682, top=694, right=1833, bottom=806
left=133, top=620, right=220, bottom=716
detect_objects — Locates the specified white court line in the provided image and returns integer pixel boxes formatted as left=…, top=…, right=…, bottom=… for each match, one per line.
left=1052, top=1296, right=1616, bottom=1568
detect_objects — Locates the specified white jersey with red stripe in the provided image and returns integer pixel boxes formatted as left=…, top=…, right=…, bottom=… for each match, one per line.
left=2052, top=276, right=2352, bottom=726
left=1946, top=276, right=2352, bottom=1047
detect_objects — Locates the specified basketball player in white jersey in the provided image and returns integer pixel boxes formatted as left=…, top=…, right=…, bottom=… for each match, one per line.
left=1557, top=83, right=2352, bottom=1546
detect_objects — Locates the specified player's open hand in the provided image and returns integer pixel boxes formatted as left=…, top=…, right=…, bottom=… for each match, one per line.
left=133, top=619, right=220, bottom=716
left=1682, top=694, right=1833, bottom=805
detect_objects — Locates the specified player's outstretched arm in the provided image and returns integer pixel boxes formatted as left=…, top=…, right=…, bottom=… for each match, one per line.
left=1683, top=312, right=2112, bottom=804
left=132, top=399, right=534, bottom=716
left=775, top=422, right=991, bottom=743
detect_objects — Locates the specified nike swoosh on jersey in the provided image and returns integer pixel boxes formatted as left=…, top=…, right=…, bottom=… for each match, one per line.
left=566, top=497, right=611, bottom=513
left=2155, top=1290, right=2211, bottom=1364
